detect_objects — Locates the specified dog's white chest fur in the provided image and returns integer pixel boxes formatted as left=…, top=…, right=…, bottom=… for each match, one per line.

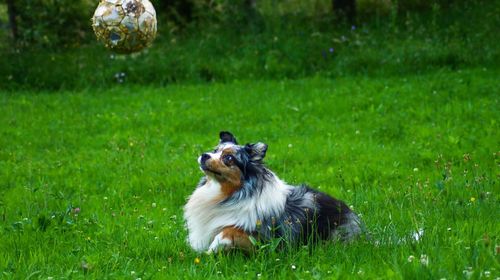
left=183, top=177, right=290, bottom=252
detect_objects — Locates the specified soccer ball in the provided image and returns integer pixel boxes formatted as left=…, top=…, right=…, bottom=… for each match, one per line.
left=92, top=0, right=157, bottom=54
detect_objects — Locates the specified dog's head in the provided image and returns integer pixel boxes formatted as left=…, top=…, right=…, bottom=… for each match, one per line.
left=198, top=131, right=268, bottom=194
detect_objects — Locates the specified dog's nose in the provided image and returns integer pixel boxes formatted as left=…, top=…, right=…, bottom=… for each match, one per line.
left=200, top=153, right=211, bottom=164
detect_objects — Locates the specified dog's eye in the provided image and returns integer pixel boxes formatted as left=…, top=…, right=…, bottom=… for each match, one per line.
left=222, top=154, right=235, bottom=165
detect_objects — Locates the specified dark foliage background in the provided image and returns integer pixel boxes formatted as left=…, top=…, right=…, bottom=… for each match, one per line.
left=0, top=0, right=498, bottom=90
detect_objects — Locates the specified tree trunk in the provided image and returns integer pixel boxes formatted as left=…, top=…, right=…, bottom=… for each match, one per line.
left=159, top=0, right=194, bottom=26
left=6, top=0, right=18, bottom=40
left=243, top=0, right=257, bottom=19
left=244, top=0, right=256, bottom=10
left=332, top=0, right=356, bottom=24
left=242, top=0, right=264, bottom=32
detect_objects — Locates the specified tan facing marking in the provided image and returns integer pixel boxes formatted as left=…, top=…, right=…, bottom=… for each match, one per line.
left=221, top=226, right=254, bottom=252
left=205, top=148, right=243, bottom=199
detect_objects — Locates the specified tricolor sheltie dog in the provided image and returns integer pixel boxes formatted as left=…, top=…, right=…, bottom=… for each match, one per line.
left=184, top=132, right=363, bottom=253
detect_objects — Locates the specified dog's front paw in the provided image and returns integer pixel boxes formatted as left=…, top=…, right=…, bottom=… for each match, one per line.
left=207, top=232, right=233, bottom=254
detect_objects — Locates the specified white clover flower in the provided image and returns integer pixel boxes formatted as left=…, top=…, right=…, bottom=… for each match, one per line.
left=462, top=269, right=473, bottom=278
left=420, top=254, right=429, bottom=266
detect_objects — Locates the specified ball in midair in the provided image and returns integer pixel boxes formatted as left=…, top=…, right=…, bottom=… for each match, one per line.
left=92, top=0, right=157, bottom=54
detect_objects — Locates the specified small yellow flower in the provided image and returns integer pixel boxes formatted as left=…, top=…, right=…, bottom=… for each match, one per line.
left=256, top=219, right=262, bottom=227
left=194, top=257, right=201, bottom=264
left=470, top=197, right=476, bottom=202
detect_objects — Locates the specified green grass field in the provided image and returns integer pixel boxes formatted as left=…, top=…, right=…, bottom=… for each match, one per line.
left=0, top=68, right=498, bottom=279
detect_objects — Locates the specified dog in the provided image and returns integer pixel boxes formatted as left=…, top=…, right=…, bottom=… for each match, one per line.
left=184, top=131, right=363, bottom=253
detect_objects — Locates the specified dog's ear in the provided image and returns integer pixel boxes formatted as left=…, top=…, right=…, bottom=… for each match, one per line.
left=244, top=142, right=268, bottom=162
left=219, top=131, right=238, bottom=144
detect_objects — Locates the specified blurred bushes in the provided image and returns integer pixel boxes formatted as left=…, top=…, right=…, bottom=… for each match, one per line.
left=1, top=0, right=479, bottom=47
left=10, top=0, right=94, bottom=47
left=0, top=0, right=498, bottom=90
